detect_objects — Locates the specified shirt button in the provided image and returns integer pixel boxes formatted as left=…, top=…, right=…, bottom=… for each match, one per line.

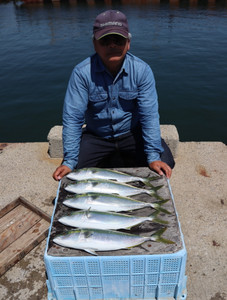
left=112, top=97, right=116, bottom=100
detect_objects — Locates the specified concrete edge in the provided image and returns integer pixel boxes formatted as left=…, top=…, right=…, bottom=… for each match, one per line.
left=47, top=125, right=179, bottom=158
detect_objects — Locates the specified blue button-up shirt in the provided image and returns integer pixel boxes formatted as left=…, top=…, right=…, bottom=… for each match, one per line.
left=62, top=52, right=163, bottom=170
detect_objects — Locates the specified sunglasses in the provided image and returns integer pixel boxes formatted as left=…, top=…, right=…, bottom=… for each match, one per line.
left=98, top=35, right=127, bottom=47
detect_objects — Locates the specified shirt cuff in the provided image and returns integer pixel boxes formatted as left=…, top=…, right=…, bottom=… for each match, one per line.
left=62, top=160, right=76, bottom=171
left=147, top=152, right=161, bottom=164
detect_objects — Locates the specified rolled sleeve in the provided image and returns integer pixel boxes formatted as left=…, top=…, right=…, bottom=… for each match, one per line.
left=62, top=66, right=89, bottom=169
left=137, top=64, right=164, bottom=163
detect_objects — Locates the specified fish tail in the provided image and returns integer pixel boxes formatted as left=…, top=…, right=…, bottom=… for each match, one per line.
left=151, top=227, right=175, bottom=244
left=157, top=206, right=171, bottom=215
left=148, top=175, right=162, bottom=181
left=151, top=184, right=163, bottom=191
left=151, top=201, right=171, bottom=215
left=148, top=211, right=169, bottom=225
left=149, top=210, right=160, bottom=218
left=151, top=193, right=167, bottom=201
left=156, top=199, right=169, bottom=205
left=143, top=177, right=161, bottom=187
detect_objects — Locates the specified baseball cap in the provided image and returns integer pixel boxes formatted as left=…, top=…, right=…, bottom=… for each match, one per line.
left=93, top=10, right=130, bottom=40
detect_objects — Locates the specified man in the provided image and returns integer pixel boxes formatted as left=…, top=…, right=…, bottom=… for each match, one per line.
left=53, top=10, right=175, bottom=181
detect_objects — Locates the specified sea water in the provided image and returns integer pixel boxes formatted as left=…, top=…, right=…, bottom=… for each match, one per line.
left=0, top=0, right=227, bottom=143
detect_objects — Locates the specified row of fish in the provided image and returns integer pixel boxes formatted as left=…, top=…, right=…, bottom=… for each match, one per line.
left=65, top=178, right=164, bottom=199
left=62, top=193, right=170, bottom=214
left=53, top=227, right=173, bottom=256
left=53, top=168, right=174, bottom=255
left=66, top=167, right=160, bottom=185
left=59, top=209, right=168, bottom=230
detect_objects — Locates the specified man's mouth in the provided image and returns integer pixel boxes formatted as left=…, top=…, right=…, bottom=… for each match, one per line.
left=106, top=50, right=122, bottom=56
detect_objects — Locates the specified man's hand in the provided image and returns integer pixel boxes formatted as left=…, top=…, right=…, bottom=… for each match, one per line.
left=149, top=160, right=172, bottom=179
left=53, top=165, right=71, bottom=181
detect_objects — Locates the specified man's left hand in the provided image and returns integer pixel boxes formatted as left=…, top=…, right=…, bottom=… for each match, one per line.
left=149, top=160, right=172, bottom=178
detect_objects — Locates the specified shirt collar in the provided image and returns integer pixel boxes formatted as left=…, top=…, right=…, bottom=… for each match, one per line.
left=121, top=53, right=129, bottom=75
left=95, top=54, right=106, bottom=73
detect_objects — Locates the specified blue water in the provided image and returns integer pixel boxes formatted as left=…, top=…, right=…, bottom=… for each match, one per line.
left=0, top=1, right=227, bottom=143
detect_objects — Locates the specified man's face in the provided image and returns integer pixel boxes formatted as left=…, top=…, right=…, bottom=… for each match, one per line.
left=93, top=34, right=130, bottom=71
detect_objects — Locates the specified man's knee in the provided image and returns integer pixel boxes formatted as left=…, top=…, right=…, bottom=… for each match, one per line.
left=161, top=138, right=175, bottom=169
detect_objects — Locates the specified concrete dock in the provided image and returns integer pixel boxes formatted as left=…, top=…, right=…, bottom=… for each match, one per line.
left=0, top=139, right=226, bottom=300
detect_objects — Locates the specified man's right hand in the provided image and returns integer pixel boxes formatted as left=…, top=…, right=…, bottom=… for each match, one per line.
left=53, top=165, right=71, bottom=181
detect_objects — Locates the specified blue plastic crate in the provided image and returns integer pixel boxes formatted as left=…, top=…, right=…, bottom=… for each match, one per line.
left=44, top=175, right=187, bottom=300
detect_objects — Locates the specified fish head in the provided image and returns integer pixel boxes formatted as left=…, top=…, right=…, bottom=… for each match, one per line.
left=81, top=180, right=93, bottom=191
left=58, top=216, right=69, bottom=225
left=64, top=184, right=76, bottom=193
left=58, top=211, right=82, bottom=224
left=63, top=198, right=73, bottom=206
left=53, top=230, right=81, bottom=248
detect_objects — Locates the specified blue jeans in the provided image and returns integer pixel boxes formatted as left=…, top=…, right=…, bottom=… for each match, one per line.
left=76, top=130, right=175, bottom=169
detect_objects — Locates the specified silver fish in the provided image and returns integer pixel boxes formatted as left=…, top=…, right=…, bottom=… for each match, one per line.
left=58, top=209, right=168, bottom=230
left=67, top=167, right=159, bottom=185
left=65, top=179, right=164, bottom=200
left=63, top=193, right=170, bottom=214
left=53, top=228, right=174, bottom=255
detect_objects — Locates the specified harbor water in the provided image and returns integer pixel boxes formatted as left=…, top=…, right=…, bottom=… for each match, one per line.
left=0, top=0, right=227, bottom=143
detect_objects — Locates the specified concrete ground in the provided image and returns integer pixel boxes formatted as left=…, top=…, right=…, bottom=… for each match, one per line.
left=0, top=141, right=226, bottom=300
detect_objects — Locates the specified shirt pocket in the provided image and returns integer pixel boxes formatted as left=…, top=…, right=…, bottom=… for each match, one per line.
left=118, top=91, right=138, bottom=112
left=88, top=92, right=108, bottom=113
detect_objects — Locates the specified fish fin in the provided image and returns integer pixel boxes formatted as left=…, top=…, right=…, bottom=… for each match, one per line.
left=85, top=249, right=98, bottom=256
left=90, top=195, right=99, bottom=200
left=151, top=227, right=175, bottom=244
left=85, top=207, right=91, bottom=218
left=82, top=229, right=93, bottom=239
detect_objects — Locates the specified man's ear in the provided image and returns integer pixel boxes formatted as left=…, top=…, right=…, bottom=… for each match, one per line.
left=127, top=40, right=130, bottom=51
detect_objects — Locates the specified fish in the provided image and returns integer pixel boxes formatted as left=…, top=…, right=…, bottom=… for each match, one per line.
left=58, top=209, right=168, bottom=230
left=65, top=179, right=164, bottom=200
left=63, top=193, right=171, bottom=214
left=67, top=167, right=159, bottom=186
left=53, top=227, right=174, bottom=255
